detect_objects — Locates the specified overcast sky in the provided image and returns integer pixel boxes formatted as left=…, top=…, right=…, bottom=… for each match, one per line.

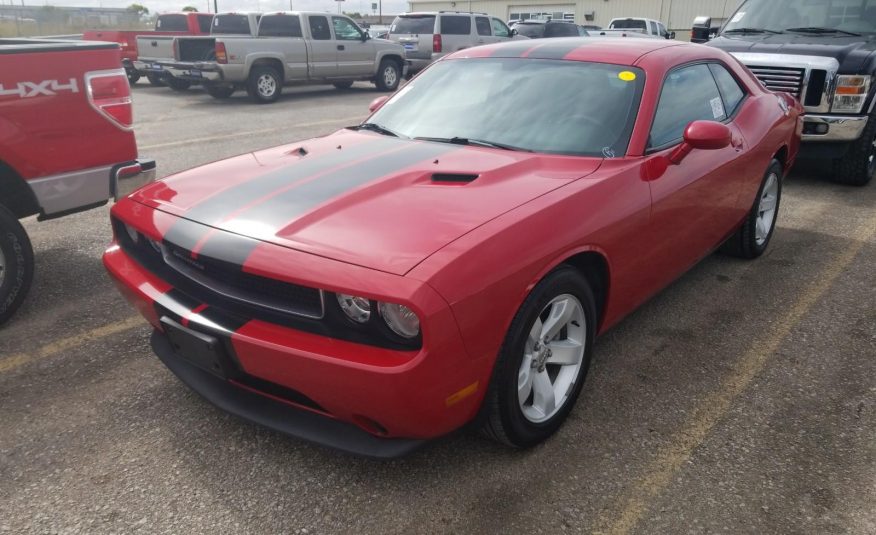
left=17, top=0, right=409, bottom=16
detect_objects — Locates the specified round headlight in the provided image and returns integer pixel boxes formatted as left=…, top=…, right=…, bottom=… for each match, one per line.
left=123, top=223, right=139, bottom=244
left=378, top=302, right=420, bottom=339
left=336, top=293, right=371, bottom=323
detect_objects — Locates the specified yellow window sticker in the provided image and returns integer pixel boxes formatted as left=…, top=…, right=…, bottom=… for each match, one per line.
left=618, top=71, right=637, bottom=82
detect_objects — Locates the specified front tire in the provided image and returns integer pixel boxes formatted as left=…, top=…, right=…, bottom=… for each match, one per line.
left=247, top=66, right=282, bottom=104
left=722, top=159, right=783, bottom=259
left=832, top=109, right=876, bottom=186
left=374, top=59, right=401, bottom=92
left=166, top=77, right=192, bottom=92
left=0, top=205, right=34, bottom=326
left=205, top=84, right=236, bottom=99
left=481, top=266, right=596, bottom=448
left=126, top=70, right=141, bottom=85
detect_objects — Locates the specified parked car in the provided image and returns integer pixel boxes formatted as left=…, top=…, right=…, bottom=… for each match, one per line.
left=82, top=12, right=215, bottom=85
left=388, top=11, right=525, bottom=74
left=0, top=39, right=154, bottom=325
left=510, top=19, right=588, bottom=38
left=134, top=12, right=261, bottom=90
left=104, top=37, right=801, bottom=456
left=161, top=12, right=407, bottom=103
left=600, top=17, right=674, bottom=39
left=696, top=0, right=876, bottom=186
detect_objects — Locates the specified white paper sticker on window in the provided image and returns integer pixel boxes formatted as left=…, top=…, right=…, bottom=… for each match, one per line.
left=710, top=97, right=725, bottom=119
left=731, top=12, right=745, bottom=23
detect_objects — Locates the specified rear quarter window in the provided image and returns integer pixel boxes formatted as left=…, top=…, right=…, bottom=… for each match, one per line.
left=440, top=15, right=472, bottom=35
left=709, top=63, right=746, bottom=116
left=157, top=14, right=188, bottom=31
left=390, top=15, right=436, bottom=34
left=259, top=15, right=303, bottom=37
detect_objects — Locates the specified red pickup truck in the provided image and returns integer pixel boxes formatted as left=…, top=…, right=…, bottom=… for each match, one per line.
left=83, top=12, right=214, bottom=85
left=0, top=39, right=155, bottom=325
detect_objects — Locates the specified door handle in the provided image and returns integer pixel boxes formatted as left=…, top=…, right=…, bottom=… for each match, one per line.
left=337, top=45, right=345, bottom=50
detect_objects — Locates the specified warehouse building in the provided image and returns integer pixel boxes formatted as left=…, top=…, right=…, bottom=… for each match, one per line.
left=405, top=0, right=744, bottom=34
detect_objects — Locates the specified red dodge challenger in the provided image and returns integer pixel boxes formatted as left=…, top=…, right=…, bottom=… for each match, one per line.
left=104, top=38, right=802, bottom=457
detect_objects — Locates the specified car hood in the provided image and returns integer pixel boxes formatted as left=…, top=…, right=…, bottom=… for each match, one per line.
left=133, top=130, right=601, bottom=275
left=710, top=34, right=876, bottom=72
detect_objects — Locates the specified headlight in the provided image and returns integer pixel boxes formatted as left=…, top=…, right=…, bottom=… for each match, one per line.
left=123, top=222, right=139, bottom=244
left=832, top=75, right=870, bottom=113
left=337, top=293, right=371, bottom=323
left=378, top=302, right=420, bottom=339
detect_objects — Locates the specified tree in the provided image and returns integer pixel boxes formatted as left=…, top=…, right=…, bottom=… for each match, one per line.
left=344, top=11, right=363, bottom=19
left=181, top=6, right=199, bottom=11
left=127, top=3, right=149, bottom=19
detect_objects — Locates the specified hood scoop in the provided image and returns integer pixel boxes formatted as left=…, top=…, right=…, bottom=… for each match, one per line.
left=431, top=172, right=479, bottom=183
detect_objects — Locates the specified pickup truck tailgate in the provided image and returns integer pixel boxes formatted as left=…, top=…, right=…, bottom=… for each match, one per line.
left=137, top=35, right=174, bottom=61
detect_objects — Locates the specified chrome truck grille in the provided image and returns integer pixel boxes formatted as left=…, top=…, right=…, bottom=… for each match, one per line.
left=732, top=53, right=840, bottom=114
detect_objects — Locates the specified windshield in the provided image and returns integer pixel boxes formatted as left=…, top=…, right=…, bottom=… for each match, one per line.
left=390, top=15, right=435, bottom=34
left=366, top=58, right=644, bottom=157
left=724, top=0, right=876, bottom=34
left=213, top=14, right=251, bottom=35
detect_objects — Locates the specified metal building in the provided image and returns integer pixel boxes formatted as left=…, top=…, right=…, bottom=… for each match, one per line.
left=405, top=0, right=744, bottom=33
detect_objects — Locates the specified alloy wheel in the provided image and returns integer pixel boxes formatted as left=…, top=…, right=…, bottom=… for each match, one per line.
left=517, top=294, right=587, bottom=423
left=258, top=74, right=277, bottom=97
left=383, top=66, right=397, bottom=88
left=755, top=171, right=779, bottom=246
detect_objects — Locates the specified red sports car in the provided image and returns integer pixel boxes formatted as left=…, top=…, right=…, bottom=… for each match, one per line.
left=104, top=38, right=802, bottom=457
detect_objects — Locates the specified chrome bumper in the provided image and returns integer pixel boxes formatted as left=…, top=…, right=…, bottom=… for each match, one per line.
left=802, top=115, right=868, bottom=142
left=132, top=60, right=168, bottom=75
left=113, top=159, right=156, bottom=201
left=166, top=65, right=222, bottom=82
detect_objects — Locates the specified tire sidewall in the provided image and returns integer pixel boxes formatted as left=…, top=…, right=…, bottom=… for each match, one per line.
left=249, top=67, right=281, bottom=103
left=494, top=267, right=596, bottom=447
left=745, top=160, right=783, bottom=257
left=376, top=60, right=400, bottom=91
left=0, top=207, right=34, bottom=325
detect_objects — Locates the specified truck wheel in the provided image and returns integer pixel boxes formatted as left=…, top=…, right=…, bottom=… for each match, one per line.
left=0, top=205, right=34, bottom=326
left=721, top=159, right=783, bottom=259
left=146, top=73, right=166, bottom=87
left=333, top=81, right=354, bottom=90
left=374, top=59, right=401, bottom=92
left=166, top=78, right=192, bottom=92
left=206, top=84, right=236, bottom=99
left=832, top=110, right=876, bottom=186
left=247, top=66, right=282, bottom=104
left=126, top=70, right=141, bottom=85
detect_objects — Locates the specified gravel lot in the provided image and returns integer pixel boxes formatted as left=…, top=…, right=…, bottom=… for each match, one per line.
left=1, top=82, right=874, bottom=534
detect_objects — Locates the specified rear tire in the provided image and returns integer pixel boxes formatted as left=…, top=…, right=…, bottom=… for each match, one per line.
left=480, top=266, right=596, bottom=448
left=832, top=108, right=876, bottom=186
left=146, top=73, right=166, bottom=87
left=126, top=70, right=141, bottom=85
left=721, top=159, right=783, bottom=259
left=166, top=77, right=192, bottom=92
left=247, top=66, right=282, bottom=104
left=205, top=84, right=236, bottom=99
left=374, top=59, right=401, bottom=92
left=333, top=81, right=354, bottom=90
left=0, top=205, right=34, bottom=326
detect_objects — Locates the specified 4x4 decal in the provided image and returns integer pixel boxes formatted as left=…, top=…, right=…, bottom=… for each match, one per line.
left=0, top=78, right=78, bottom=99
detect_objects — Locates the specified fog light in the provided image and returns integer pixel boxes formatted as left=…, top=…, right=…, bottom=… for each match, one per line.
left=379, top=302, right=420, bottom=339
left=337, top=293, right=371, bottom=323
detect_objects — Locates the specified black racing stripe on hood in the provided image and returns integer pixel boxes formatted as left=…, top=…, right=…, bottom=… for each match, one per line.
left=162, top=215, right=261, bottom=267
left=227, top=141, right=456, bottom=231
left=180, top=136, right=399, bottom=226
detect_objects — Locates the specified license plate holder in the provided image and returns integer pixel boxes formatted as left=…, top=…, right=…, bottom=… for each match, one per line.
left=160, top=316, right=231, bottom=379
left=403, top=43, right=415, bottom=50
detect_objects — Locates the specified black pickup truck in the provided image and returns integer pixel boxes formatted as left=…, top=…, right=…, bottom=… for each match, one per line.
left=693, top=0, right=876, bottom=186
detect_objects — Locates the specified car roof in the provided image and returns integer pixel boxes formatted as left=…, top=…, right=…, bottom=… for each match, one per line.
left=450, top=37, right=688, bottom=64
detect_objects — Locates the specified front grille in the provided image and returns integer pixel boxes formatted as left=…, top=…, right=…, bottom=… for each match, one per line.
left=746, top=65, right=805, bottom=98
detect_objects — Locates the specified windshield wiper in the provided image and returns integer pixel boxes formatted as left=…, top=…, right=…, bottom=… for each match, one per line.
left=350, top=122, right=403, bottom=138
left=414, top=136, right=533, bottom=152
left=724, top=27, right=783, bottom=34
left=785, top=26, right=861, bottom=36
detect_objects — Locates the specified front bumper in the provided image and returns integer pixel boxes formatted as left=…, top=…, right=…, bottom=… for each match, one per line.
left=802, top=114, right=868, bottom=142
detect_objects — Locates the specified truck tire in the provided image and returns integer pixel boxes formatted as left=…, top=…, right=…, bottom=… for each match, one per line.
left=146, top=73, right=166, bottom=87
left=126, top=69, right=141, bottom=85
left=166, top=77, right=192, bottom=92
left=247, top=66, right=282, bottom=104
left=0, top=205, right=34, bottom=326
left=333, top=81, right=354, bottom=90
left=374, top=59, right=401, bottom=92
left=206, top=84, right=236, bottom=99
left=832, top=110, right=876, bottom=186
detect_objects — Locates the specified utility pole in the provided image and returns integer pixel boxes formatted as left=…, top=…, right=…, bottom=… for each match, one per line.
left=379, top=0, right=381, bottom=24
left=213, top=0, right=217, bottom=14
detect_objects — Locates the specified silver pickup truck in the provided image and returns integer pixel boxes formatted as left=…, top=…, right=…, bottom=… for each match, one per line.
left=160, top=11, right=407, bottom=103
left=134, top=12, right=261, bottom=90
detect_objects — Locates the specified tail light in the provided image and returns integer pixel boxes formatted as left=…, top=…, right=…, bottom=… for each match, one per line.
left=433, top=34, right=442, bottom=53
left=85, top=69, right=133, bottom=130
left=215, top=41, right=228, bottom=64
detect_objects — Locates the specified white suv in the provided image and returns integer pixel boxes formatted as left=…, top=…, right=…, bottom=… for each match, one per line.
left=388, top=11, right=526, bottom=74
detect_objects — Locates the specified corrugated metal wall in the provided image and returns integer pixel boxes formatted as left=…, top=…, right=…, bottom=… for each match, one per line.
left=406, top=0, right=743, bottom=30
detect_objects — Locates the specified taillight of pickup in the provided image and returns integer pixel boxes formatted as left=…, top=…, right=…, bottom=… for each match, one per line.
left=0, top=38, right=157, bottom=325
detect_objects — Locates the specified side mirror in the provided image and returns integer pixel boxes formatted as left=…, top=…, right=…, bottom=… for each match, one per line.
left=510, top=28, right=518, bottom=36
left=369, top=95, right=390, bottom=113
left=691, top=15, right=713, bottom=43
left=669, top=121, right=731, bottom=164
left=668, top=31, right=676, bottom=39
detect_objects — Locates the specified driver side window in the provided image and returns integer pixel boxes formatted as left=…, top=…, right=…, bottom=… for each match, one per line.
left=332, top=17, right=363, bottom=40
left=649, top=64, right=726, bottom=149
left=491, top=17, right=510, bottom=37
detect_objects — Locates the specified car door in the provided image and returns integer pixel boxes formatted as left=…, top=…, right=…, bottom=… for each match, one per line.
left=490, top=17, right=514, bottom=41
left=474, top=16, right=495, bottom=45
left=645, top=63, right=749, bottom=280
left=307, top=15, right=336, bottom=78
left=259, top=14, right=307, bottom=80
left=332, top=16, right=374, bottom=77
left=437, top=14, right=473, bottom=54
